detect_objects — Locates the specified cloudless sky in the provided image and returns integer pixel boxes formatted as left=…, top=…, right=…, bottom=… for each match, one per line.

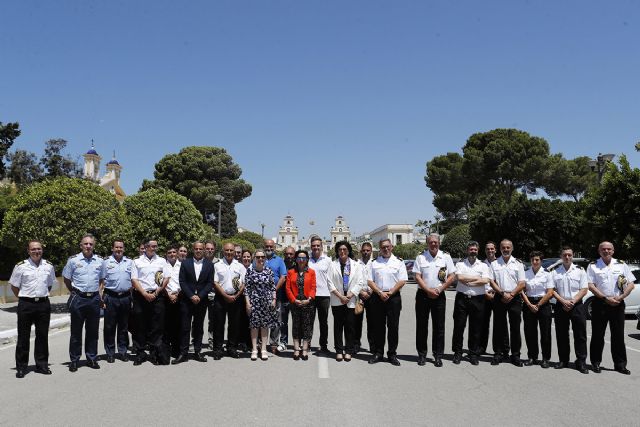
left=2, top=0, right=639, bottom=240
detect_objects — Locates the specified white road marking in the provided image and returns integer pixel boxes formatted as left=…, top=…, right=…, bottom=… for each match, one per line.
left=318, top=356, right=330, bottom=378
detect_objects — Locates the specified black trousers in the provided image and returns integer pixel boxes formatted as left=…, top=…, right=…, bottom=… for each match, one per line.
left=132, top=292, right=166, bottom=361
left=180, top=297, right=208, bottom=355
left=68, top=293, right=100, bottom=362
left=16, top=298, right=51, bottom=369
left=415, top=290, right=446, bottom=357
left=480, top=297, right=510, bottom=354
left=103, top=292, right=131, bottom=357
left=212, top=295, right=244, bottom=352
left=163, top=295, right=181, bottom=358
left=554, top=301, right=587, bottom=363
left=522, top=298, right=552, bottom=361
left=369, top=292, right=402, bottom=356
left=315, top=296, right=330, bottom=349
left=493, top=295, right=522, bottom=358
left=590, top=299, right=627, bottom=368
left=353, top=297, right=375, bottom=352
left=452, top=293, right=485, bottom=356
left=332, top=305, right=356, bottom=354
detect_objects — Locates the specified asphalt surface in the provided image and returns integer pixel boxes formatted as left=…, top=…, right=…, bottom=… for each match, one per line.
left=1, top=282, right=639, bottom=426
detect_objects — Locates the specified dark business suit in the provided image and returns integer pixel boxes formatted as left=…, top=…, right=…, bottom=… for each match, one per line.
left=179, top=258, right=214, bottom=356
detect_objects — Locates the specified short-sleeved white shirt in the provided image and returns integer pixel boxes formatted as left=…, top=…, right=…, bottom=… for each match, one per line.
left=370, top=254, right=408, bottom=292
left=9, top=258, right=56, bottom=298
left=132, top=254, right=167, bottom=291
left=491, top=256, right=525, bottom=292
left=413, top=250, right=456, bottom=289
left=552, top=263, right=588, bottom=300
left=163, top=260, right=182, bottom=294
left=587, top=258, right=636, bottom=298
left=309, top=254, right=332, bottom=297
left=455, top=258, right=491, bottom=296
left=524, top=268, right=553, bottom=298
left=215, top=257, right=246, bottom=295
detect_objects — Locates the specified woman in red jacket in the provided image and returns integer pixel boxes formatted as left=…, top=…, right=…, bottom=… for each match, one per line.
left=286, top=250, right=316, bottom=360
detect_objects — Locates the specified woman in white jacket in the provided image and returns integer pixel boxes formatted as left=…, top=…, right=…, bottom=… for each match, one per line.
left=328, top=241, right=364, bottom=361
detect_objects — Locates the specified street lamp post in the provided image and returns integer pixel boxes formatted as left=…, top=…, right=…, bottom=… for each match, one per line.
left=260, top=222, right=265, bottom=238
left=588, top=153, right=615, bottom=184
left=214, top=194, right=224, bottom=238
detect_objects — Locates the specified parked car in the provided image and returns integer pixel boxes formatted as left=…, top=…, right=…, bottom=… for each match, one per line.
left=583, top=265, right=640, bottom=319
left=404, top=259, right=415, bottom=282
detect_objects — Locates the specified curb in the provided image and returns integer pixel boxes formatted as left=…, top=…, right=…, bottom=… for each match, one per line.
left=0, top=316, right=71, bottom=346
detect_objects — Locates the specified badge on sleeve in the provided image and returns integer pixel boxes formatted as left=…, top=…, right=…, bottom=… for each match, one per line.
left=617, top=275, right=628, bottom=291
left=438, top=267, right=447, bottom=283
left=155, top=271, right=164, bottom=286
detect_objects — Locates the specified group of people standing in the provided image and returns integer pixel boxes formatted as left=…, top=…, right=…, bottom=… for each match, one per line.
left=8, top=233, right=636, bottom=378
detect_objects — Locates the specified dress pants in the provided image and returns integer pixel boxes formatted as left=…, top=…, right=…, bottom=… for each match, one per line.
left=132, top=291, right=166, bottom=362
left=103, top=292, right=131, bottom=357
left=480, top=297, right=510, bottom=354
left=68, top=293, right=100, bottom=362
left=179, top=297, right=208, bottom=355
left=16, top=298, right=51, bottom=370
left=163, top=294, right=181, bottom=358
left=415, top=290, right=446, bottom=358
left=270, top=300, right=290, bottom=346
left=522, top=297, right=552, bottom=361
left=369, top=292, right=402, bottom=357
left=493, top=295, right=522, bottom=358
left=212, top=295, right=244, bottom=353
left=451, top=293, right=485, bottom=356
left=590, top=299, right=627, bottom=369
left=554, top=301, right=587, bottom=363
left=332, top=305, right=356, bottom=354
left=315, top=296, right=330, bottom=349
left=352, top=298, right=374, bottom=352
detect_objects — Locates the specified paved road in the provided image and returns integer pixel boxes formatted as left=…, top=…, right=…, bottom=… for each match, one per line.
left=1, top=282, right=639, bottom=426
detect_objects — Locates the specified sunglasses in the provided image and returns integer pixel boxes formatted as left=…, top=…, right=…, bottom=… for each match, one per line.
left=296, top=257, right=308, bottom=261
left=255, top=255, right=265, bottom=259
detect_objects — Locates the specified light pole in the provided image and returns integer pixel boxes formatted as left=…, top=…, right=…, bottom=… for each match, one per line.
left=260, top=222, right=265, bottom=238
left=588, top=153, right=615, bottom=184
left=214, top=194, right=224, bottom=238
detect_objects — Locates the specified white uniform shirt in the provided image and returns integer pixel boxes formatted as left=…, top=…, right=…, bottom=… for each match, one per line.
left=369, top=254, right=408, bottom=292
left=413, top=250, right=456, bottom=289
left=524, top=268, right=553, bottom=298
left=587, top=258, right=636, bottom=298
left=163, top=260, right=182, bottom=294
left=309, top=254, right=332, bottom=297
left=358, top=258, right=373, bottom=293
left=131, top=254, right=167, bottom=291
left=215, top=258, right=246, bottom=295
left=483, top=259, right=496, bottom=292
left=491, top=256, right=525, bottom=292
left=552, top=263, right=588, bottom=300
left=9, top=258, right=56, bottom=298
left=455, top=258, right=491, bottom=296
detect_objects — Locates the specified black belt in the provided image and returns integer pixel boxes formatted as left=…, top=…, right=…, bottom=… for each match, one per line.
left=19, top=296, right=49, bottom=303
left=458, top=293, right=484, bottom=300
left=104, top=289, right=131, bottom=297
left=73, top=288, right=99, bottom=298
left=527, top=296, right=544, bottom=302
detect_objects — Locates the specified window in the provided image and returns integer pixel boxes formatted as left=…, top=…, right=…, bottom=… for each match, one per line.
left=396, top=235, right=402, bottom=245
left=333, top=237, right=337, bottom=243
left=339, top=228, right=342, bottom=232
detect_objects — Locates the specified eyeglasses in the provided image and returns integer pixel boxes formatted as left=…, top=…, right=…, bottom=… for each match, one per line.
left=296, top=257, right=308, bottom=261
left=255, top=255, right=265, bottom=259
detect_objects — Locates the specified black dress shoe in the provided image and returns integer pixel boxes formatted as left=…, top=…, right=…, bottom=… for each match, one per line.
left=555, top=361, right=567, bottom=369
left=417, top=355, right=426, bottom=366
left=541, top=360, right=550, bottom=369
left=107, top=355, right=115, bottom=364
left=16, top=369, right=26, bottom=378
left=452, top=353, right=462, bottom=365
left=320, top=346, right=329, bottom=353
left=616, top=367, right=631, bottom=375
left=120, top=354, right=129, bottom=362
left=469, top=356, right=479, bottom=366
left=227, top=350, right=239, bottom=359
left=577, top=365, right=589, bottom=374
left=388, top=356, right=401, bottom=366
left=193, top=353, right=207, bottom=362
left=524, top=358, right=536, bottom=366
left=511, top=357, right=523, bottom=367
left=171, top=355, right=189, bottom=364
left=35, top=366, right=52, bottom=375
left=87, top=360, right=101, bottom=369
left=491, top=356, right=500, bottom=366
left=434, top=358, right=443, bottom=367
left=69, top=362, right=78, bottom=372
left=213, top=353, right=222, bottom=360
left=368, top=354, right=383, bottom=364
left=592, top=363, right=601, bottom=373
left=133, top=355, right=146, bottom=366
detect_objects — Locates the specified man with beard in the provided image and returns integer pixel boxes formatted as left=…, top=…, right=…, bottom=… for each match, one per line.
left=355, top=242, right=374, bottom=354
left=263, top=239, right=288, bottom=353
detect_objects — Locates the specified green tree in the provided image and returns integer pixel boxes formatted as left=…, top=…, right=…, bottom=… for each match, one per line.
left=141, top=146, right=252, bottom=238
left=543, top=155, right=597, bottom=201
left=0, top=177, right=129, bottom=270
left=6, top=149, right=43, bottom=185
left=0, top=121, right=21, bottom=178
left=40, top=138, right=82, bottom=178
left=235, top=230, right=265, bottom=248
left=425, top=153, right=470, bottom=220
left=393, top=243, right=424, bottom=260
left=124, top=188, right=213, bottom=255
left=441, top=224, right=471, bottom=259
left=581, top=155, right=640, bottom=259
left=221, top=238, right=256, bottom=254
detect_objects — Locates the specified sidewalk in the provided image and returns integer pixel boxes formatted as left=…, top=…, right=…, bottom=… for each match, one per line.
left=0, top=295, right=71, bottom=345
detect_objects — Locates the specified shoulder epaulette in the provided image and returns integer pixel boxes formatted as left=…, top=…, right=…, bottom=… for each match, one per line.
left=577, top=265, right=584, bottom=270
left=549, top=263, right=560, bottom=271
left=398, top=257, right=404, bottom=261
left=589, top=261, right=595, bottom=264
left=615, top=260, right=625, bottom=264
left=16, top=260, right=26, bottom=266
left=442, top=251, right=450, bottom=255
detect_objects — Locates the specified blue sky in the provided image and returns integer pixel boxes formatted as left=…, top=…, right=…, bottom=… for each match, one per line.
left=2, top=0, right=639, bottom=241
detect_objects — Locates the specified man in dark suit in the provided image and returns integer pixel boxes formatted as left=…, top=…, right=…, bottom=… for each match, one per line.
left=172, top=242, right=214, bottom=364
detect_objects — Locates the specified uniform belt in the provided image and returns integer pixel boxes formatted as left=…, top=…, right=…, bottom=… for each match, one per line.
left=459, top=293, right=483, bottom=299
left=19, top=296, right=49, bottom=303
left=104, top=289, right=131, bottom=297
left=527, top=296, right=544, bottom=302
left=73, top=288, right=99, bottom=298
